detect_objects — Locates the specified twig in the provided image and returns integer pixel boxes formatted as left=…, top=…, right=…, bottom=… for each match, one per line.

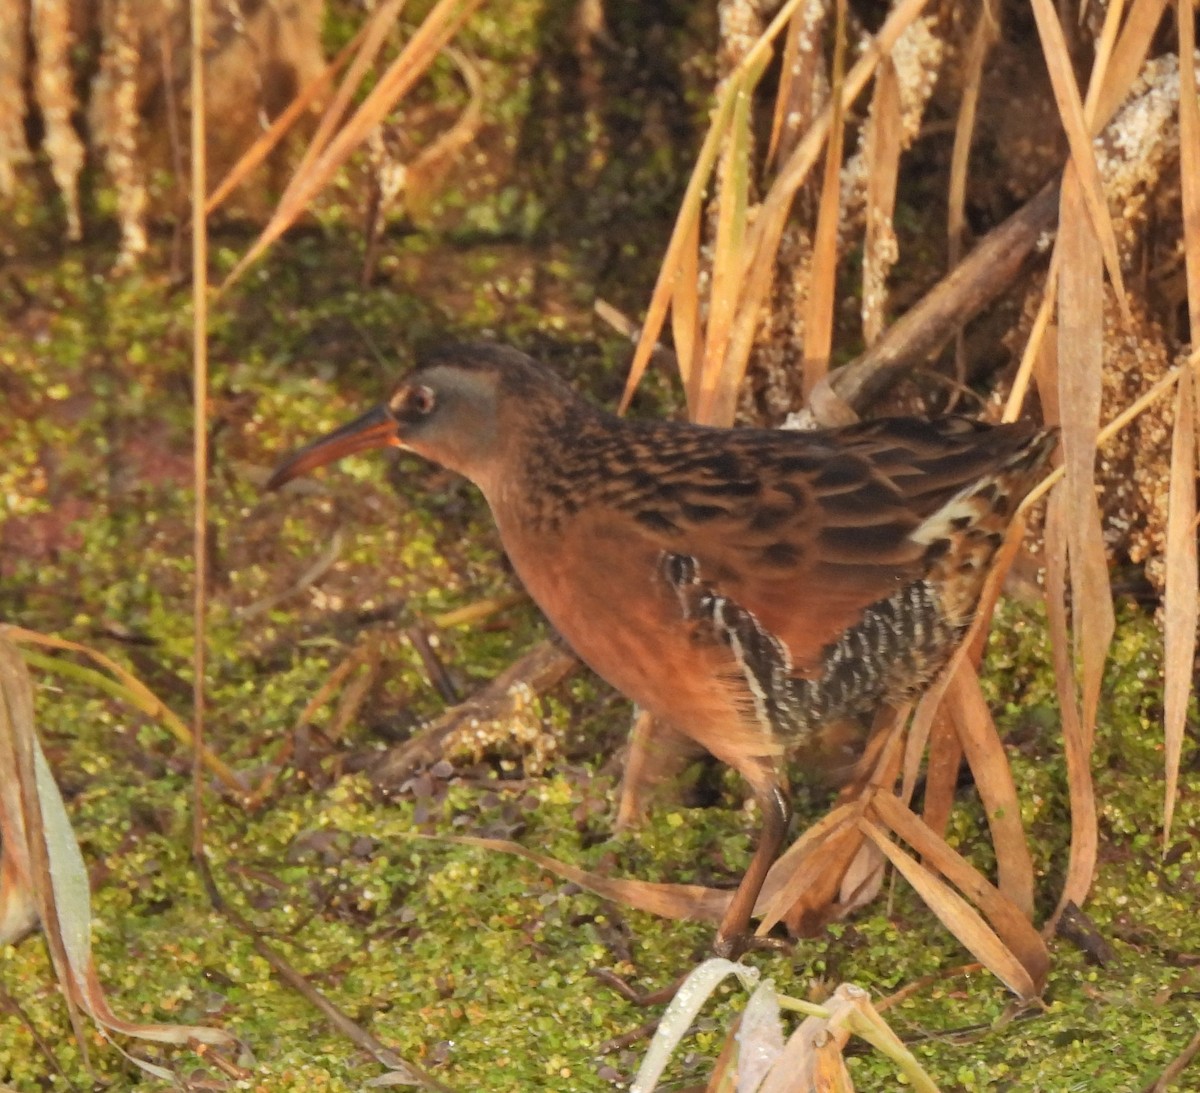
left=408, top=627, right=459, bottom=704
left=235, top=529, right=344, bottom=620
left=370, top=640, right=578, bottom=789
left=1141, top=1026, right=1200, bottom=1093
left=192, top=855, right=451, bottom=1090
left=0, top=982, right=76, bottom=1088
left=828, top=180, right=1061, bottom=413
left=1055, top=901, right=1116, bottom=967
left=595, top=1020, right=662, bottom=1055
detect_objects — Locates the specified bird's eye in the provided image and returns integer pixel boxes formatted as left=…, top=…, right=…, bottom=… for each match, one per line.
left=408, top=385, right=436, bottom=415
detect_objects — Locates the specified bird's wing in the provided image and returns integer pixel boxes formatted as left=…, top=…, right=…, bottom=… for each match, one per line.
left=613, top=418, right=1042, bottom=676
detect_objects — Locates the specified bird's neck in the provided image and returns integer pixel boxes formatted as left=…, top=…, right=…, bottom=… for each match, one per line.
left=480, top=396, right=613, bottom=531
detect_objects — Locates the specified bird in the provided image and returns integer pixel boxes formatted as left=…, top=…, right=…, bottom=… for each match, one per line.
left=267, top=342, right=1056, bottom=959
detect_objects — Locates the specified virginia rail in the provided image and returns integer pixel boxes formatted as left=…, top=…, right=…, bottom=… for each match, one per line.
left=268, top=342, right=1055, bottom=958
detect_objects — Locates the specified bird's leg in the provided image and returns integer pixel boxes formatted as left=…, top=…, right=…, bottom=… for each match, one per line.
left=713, top=781, right=792, bottom=960
left=616, top=713, right=706, bottom=830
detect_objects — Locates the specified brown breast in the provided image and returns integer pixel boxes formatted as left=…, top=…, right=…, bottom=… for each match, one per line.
left=495, top=502, right=779, bottom=768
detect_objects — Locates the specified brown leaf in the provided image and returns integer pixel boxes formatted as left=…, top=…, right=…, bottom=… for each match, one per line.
left=766, top=819, right=866, bottom=939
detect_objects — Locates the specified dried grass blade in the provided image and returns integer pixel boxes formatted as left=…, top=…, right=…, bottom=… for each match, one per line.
left=723, top=0, right=931, bottom=406
left=0, top=761, right=37, bottom=942
left=204, top=21, right=370, bottom=215
left=620, top=88, right=739, bottom=413
left=1057, top=173, right=1115, bottom=745
left=1044, top=486, right=1099, bottom=924
left=919, top=701, right=962, bottom=840
left=800, top=0, right=848, bottom=397
left=225, top=0, right=483, bottom=288
left=1079, top=0, right=1125, bottom=122
left=1179, top=8, right=1200, bottom=334
left=838, top=839, right=887, bottom=913
left=862, top=53, right=902, bottom=348
left=946, top=0, right=997, bottom=396
left=870, top=794, right=1048, bottom=988
left=900, top=657, right=956, bottom=803
left=4, top=626, right=246, bottom=799
left=288, top=0, right=408, bottom=193
left=623, top=0, right=818, bottom=409
left=947, top=0, right=996, bottom=270
left=0, top=640, right=237, bottom=1060
left=944, top=665, right=1035, bottom=917
left=760, top=819, right=865, bottom=938
left=760, top=993, right=850, bottom=1093
left=670, top=205, right=702, bottom=415
left=1028, top=0, right=1129, bottom=317
left=811, top=1035, right=856, bottom=1092
left=836, top=990, right=942, bottom=1093
left=403, top=46, right=485, bottom=208
left=423, top=833, right=732, bottom=923
left=859, top=818, right=1039, bottom=999
left=698, top=60, right=760, bottom=426
left=1163, top=4, right=1200, bottom=847
left=1094, top=0, right=1170, bottom=127
left=762, top=710, right=909, bottom=935
left=1010, top=0, right=1162, bottom=425
left=1003, top=256, right=1059, bottom=422
left=1022, top=362, right=1192, bottom=516
left=0, top=640, right=90, bottom=1059
left=1162, top=373, right=1197, bottom=847
left=765, top=4, right=806, bottom=168
left=754, top=804, right=858, bottom=923
left=290, top=0, right=478, bottom=195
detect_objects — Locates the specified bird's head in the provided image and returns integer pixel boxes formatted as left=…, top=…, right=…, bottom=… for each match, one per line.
left=266, top=343, right=577, bottom=494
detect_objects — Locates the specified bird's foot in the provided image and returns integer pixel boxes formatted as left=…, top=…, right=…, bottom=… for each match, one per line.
left=712, top=930, right=794, bottom=961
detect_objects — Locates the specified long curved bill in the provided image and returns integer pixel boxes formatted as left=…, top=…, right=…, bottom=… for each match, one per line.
left=266, top=405, right=400, bottom=490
